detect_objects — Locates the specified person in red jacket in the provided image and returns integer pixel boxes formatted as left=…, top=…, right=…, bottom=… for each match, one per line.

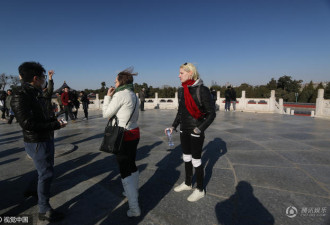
left=61, top=87, right=75, bottom=122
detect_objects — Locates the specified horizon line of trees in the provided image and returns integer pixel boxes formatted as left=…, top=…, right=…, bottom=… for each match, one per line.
left=210, top=76, right=330, bottom=103
left=1, top=73, right=329, bottom=102
left=84, top=75, right=329, bottom=103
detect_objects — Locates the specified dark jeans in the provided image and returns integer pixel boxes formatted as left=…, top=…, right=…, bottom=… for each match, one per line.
left=24, top=140, right=55, bottom=213
left=116, top=139, right=139, bottom=179
left=180, top=130, right=205, bottom=191
left=82, top=102, right=88, bottom=118
left=1, top=108, right=5, bottom=119
left=64, top=105, right=75, bottom=121
left=140, top=100, right=144, bottom=111
left=83, top=108, right=88, bottom=118
left=225, top=100, right=231, bottom=111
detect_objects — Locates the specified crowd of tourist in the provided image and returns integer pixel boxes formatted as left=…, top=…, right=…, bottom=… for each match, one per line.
left=0, top=77, right=90, bottom=127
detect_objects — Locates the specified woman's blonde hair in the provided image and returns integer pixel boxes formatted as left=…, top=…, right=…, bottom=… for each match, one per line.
left=180, top=62, right=200, bottom=80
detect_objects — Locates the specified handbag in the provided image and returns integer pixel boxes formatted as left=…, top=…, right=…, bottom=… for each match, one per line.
left=100, top=95, right=137, bottom=154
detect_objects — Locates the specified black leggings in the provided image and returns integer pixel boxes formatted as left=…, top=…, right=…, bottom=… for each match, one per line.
left=116, top=139, right=139, bottom=179
left=180, top=130, right=205, bottom=191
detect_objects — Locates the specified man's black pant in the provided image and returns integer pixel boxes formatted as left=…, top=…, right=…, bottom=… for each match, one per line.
left=140, top=100, right=144, bottom=111
left=64, top=105, right=75, bottom=121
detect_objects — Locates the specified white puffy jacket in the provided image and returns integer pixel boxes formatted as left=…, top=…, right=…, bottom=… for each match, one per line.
left=102, top=89, right=139, bottom=130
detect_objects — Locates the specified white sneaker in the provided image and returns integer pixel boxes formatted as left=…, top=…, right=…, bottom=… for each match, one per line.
left=187, top=189, right=205, bottom=202
left=174, top=182, right=192, bottom=192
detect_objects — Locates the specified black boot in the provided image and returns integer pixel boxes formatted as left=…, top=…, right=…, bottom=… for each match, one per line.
left=8, top=115, right=14, bottom=124
left=38, top=209, right=65, bottom=222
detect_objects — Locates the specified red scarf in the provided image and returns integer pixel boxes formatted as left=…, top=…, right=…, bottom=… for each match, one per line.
left=182, top=80, right=203, bottom=119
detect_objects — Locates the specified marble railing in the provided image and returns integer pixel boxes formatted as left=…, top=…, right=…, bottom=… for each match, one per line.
left=54, top=89, right=330, bottom=119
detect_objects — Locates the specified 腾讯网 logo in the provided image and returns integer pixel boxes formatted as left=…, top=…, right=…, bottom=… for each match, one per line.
left=286, top=206, right=298, bottom=218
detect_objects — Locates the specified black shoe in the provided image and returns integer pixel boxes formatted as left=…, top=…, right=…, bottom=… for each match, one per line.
left=38, top=209, right=65, bottom=222
left=23, top=190, right=38, bottom=199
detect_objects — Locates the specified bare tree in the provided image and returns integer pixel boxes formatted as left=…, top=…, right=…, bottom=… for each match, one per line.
left=10, top=75, right=20, bottom=88
left=0, top=73, right=9, bottom=91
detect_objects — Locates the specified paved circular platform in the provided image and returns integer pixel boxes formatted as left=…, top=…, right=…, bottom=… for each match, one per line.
left=54, top=144, right=76, bottom=158
left=0, top=110, right=329, bottom=225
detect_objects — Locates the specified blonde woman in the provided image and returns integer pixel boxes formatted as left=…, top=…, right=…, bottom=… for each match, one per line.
left=166, top=63, right=216, bottom=202
left=102, top=68, right=140, bottom=217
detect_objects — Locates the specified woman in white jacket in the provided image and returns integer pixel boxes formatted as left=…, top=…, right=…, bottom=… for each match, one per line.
left=102, top=68, right=140, bottom=217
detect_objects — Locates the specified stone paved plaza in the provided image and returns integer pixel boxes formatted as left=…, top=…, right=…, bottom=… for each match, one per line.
left=0, top=110, right=330, bottom=225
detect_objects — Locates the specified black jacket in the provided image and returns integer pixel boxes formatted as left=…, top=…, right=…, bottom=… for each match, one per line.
left=80, top=94, right=89, bottom=109
left=172, top=79, right=216, bottom=132
left=230, top=88, right=237, bottom=101
left=225, top=88, right=231, bottom=101
left=10, top=82, right=61, bottom=143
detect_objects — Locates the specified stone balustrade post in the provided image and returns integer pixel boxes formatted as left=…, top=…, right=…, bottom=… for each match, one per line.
left=241, top=90, right=246, bottom=110
left=279, top=98, right=284, bottom=114
left=217, top=91, right=221, bottom=106
left=155, top=92, right=159, bottom=108
left=175, top=91, right=178, bottom=108
left=286, top=107, right=290, bottom=115
left=315, top=89, right=324, bottom=117
left=269, top=90, right=275, bottom=112
left=95, top=94, right=100, bottom=109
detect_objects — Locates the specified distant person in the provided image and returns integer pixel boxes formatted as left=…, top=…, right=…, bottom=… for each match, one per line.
left=225, top=86, right=231, bottom=111
left=0, top=91, right=6, bottom=121
left=80, top=91, right=89, bottom=120
left=165, top=62, right=216, bottom=202
left=11, top=61, right=66, bottom=222
left=102, top=68, right=141, bottom=217
left=139, top=88, right=145, bottom=111
left=70, top=90, right=80, bottom=119
left=55, top=92, right=64, bottom=115
left=61, top=87, right=75, bottom=122
left=42, top=70, right=55, bottom=118
left=6, top=89, right=15, bottom=124
left=210, top=88, right=217, bottom=106
left=230, top=87, right=237, bottom=112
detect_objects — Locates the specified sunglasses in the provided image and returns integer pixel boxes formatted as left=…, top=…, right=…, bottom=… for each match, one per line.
left=183, top=62, right=188, bottom=65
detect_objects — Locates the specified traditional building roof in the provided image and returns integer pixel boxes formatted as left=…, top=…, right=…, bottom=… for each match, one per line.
left=54, top=81, right=75, bottom=93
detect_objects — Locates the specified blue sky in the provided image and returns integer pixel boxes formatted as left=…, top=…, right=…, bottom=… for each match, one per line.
left=1, top=0, right=330, bottom=90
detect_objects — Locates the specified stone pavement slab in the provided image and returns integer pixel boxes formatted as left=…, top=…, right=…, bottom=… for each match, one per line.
left=0, top=110, right=330, bottom=225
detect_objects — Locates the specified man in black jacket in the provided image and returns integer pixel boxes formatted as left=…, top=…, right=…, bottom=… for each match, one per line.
left=11, top=61, right=66, bottom=223
left=225, top=86, right=231, bottom=111
left=139, top=88, right=146, bottom=111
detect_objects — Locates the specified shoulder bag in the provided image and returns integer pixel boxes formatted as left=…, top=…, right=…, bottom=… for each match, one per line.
left=100, top=95, right=137, bottom=154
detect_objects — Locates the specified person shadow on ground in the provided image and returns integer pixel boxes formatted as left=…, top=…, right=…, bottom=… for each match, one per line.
left=99, top=144, right=183, bottom=225
left=215, top=181, right=275, bottom=225
left=202, top=137, right=227, bottom=189
left=51, top=141, right=162, bottom=225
